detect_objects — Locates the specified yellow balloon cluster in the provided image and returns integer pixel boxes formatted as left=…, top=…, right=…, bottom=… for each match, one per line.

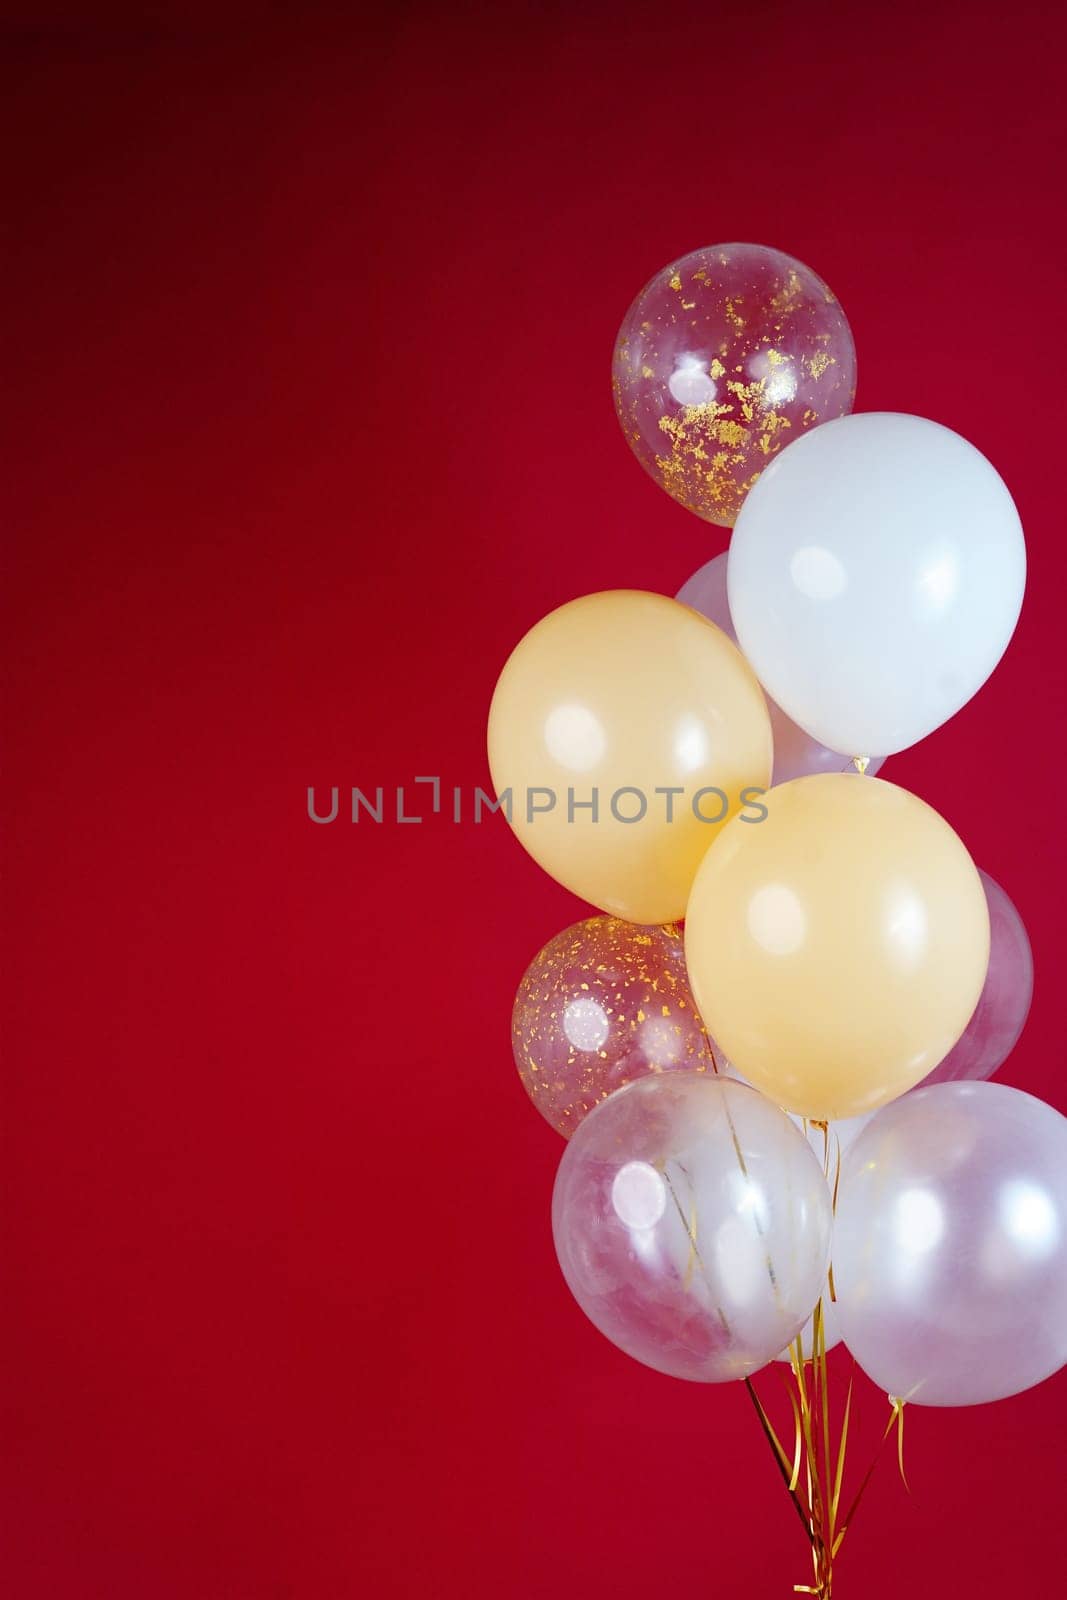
left=490, top=598, right=991, bottom=1123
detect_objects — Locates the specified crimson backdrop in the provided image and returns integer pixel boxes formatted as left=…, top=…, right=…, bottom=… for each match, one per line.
left=4, top=4, right=1067, bottom=1596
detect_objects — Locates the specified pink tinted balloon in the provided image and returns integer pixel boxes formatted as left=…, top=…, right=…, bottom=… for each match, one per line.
left=920, top=870, right=1032, bottom=1087
left=676, top=553, right=885, bottom=783
left=552, top=1074, right=833, bottom=1382
left=512, top=917, right=714, bottom=1136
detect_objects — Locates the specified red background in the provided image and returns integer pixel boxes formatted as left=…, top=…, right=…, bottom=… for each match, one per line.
left=4, top=4, right=1066, bottom=1595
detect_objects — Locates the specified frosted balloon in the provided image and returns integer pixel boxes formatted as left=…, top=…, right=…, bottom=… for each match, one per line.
left=728, top=413, right=1026, bottom=756
left=552, top=1074, right=833, bottom=1382
left=834, top=1083, right=1067, bottom=1406
left=919, top=870, right=1033, bottom=1087
left=677, top=552, right=885, bottom=783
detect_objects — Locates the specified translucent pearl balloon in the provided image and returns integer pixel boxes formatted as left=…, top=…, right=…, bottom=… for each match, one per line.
left=677, top=552, right=886, bottom=784
left=919, top=871, right=1032, bottom=1087
left=770, top=1078, right=869, bottom=1366
left=552, top=1074, right=833, bottom=1382
left=613, top=243, right=856, bottom=528
left=513, top=917, right=714, bottom=1136
left=710, top=1060, right=863, bottom=1362
left=834, top=1083, right=1067, bottom=1406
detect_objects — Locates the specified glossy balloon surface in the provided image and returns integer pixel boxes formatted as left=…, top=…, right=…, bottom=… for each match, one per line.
left=834, top=1083, right=1067, bottom=1405
left=553, top=1074, right=833, bottom=1382
left=685, top=774, right=990, bottom=1120
left=614, top=244, right=855, bottom=527
left=512, top=917, right=713, bottom=1136
left=488, top=591, right=772, bottom=924
left=729, top=413, right=1026, bottom=756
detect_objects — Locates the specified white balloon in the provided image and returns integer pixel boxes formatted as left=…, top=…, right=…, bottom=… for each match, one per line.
left=728, top=413, right=1026, bottom=756
left=675, top=551, right=886, bottom=783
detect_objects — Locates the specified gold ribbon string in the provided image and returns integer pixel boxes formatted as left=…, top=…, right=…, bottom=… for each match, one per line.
left=830, top=1396, right=908, bottom=1560
left=743, top=1377, right=815, bottom=1547
left=745, top=1113, right=910, bottom=1597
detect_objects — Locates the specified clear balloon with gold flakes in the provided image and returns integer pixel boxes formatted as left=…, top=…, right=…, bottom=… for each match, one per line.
left=612, top=243, right=856, bottom=527
left=511, top=916, right=714, bottom=1137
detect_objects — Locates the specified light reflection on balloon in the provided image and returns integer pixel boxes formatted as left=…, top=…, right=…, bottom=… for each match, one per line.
left=612, top=1161, right=667, bottom=1230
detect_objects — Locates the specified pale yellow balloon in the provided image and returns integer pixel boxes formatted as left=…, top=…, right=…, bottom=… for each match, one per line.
left=684, top=774, right=990, bottom=1121
left=487, top=591, right=772, bottom=924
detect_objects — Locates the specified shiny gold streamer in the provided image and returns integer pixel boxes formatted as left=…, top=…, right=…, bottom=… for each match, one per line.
left=749, top=1309, right=909, bottom=1595
left=746, top=1118, right=910, bottom=1596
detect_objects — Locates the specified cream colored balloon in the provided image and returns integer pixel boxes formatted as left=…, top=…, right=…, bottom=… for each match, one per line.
left=684, top=774, right=990, bottom=1121
left=487, top=591, right=772, bottom=924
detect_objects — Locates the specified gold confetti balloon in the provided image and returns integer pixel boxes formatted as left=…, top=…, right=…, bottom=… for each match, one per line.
left=612, top=243, right=856, bottom=527
left=512, top=916, right=715, bottom=1138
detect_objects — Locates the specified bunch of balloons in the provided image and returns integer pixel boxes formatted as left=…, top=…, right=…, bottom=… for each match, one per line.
left=488, top=243, right=1057, bottom=1593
